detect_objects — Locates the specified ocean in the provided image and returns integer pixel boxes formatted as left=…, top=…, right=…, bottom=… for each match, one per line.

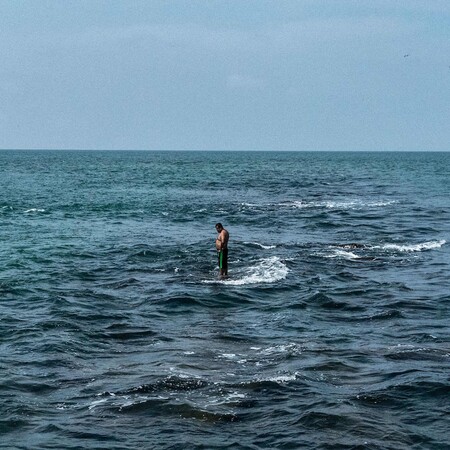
left=1, top=150, right=449, bottom=449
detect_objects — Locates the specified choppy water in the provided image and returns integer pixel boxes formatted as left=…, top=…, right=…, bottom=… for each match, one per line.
left=1, top=150, right=449, bottom=449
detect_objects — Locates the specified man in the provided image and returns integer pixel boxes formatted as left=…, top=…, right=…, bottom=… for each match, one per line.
left=215, top=223, right=229, bottom=277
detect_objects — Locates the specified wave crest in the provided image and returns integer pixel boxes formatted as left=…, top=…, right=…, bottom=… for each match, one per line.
left=204, top=256, right=288, bottom=286
left=375, top=240, right=446, bottom=252
left=227, top=256, right=288, bottom=285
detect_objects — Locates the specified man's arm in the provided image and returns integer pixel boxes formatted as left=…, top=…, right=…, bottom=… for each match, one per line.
left=220, top=230, right=229, bottom=248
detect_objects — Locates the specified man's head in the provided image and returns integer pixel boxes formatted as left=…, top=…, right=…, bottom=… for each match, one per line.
left=215, top=223, right=223, bottom=232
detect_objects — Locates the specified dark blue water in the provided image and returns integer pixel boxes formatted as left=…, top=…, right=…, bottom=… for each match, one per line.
left=1, top=151, right=449, bottom=449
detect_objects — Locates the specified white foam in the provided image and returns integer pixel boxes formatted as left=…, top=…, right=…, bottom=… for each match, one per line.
left=324, top=200, right=359, bottom=209
left=207, top=391, right=247, bottom=406
left=324, top=200, right=398, bottom=209
left=267, top=373, right=298, bottom=383
left=225, top=257, right=288, bottom=286
left=366, top=200, right=398, bottom=207
left=252, top=371, right=299, bottom=384
left=375, top=240, right=446, bottom=252
left=244, top=242, right=277, bottom=249
left=202, top=256, right=288, bottom=286
left=326, top=249, right=361, bottom=260
left=279, top=200, right=309, bottom=208
left=259, top=343, right=303, bottom=356
left=280, top=199, right=397, bottom=210
left=220, top=353, right=237, bottom=359
left=24, top=208, right=45, bottom=213
left=88, top=398, right=108, bottom=410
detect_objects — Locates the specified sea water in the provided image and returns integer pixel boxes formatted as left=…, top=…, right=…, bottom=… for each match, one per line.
left=1, top=150, right=449, bottom=449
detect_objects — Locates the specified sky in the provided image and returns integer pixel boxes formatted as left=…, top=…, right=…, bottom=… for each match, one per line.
left=0, top=0, right=449, bottom=151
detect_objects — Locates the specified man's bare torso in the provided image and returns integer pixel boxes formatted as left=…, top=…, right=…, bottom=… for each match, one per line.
left=216, top=229, right=229, bottom=251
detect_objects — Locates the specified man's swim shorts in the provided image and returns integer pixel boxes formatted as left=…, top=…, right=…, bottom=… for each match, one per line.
left=218, top=248, right=228, bottom=272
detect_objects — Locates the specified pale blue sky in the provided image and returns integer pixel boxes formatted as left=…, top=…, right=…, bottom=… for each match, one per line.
left=1, top=0, right=449, bottom=150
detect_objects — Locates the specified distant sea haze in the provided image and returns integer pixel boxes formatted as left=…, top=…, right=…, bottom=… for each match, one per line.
left=1, top=150, right=449, bottom=449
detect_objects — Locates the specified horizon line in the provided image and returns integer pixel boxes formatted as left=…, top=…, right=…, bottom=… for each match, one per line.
left=1, top=148, right=449, bottom=153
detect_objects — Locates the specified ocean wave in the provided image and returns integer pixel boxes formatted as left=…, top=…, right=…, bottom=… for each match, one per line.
left=325, top=249, right=361, bottom=260
left=385, top=344, right=450, bottom=361
left=373, top=240, right=446, bottom=252
left=239, top=372, right=300, bottom=386
left=258, top=343, right=304, bottom=357
left=239, top=199, right=397, bottom=211
left=354, top=380, right=450, bottom=408
left=279, top=199, right=397, bottom=210
left=24, top=208, right=46, bottom=213
left=243, top=241, right=277, bottom=249
left=347, top=310, right=403, bottom=322
left=92, top=375, right=241, bottom=422
left=205, top=256, right=288, bottom=286
left=323, top=240, right=446, bottom=259
left=265, top=373, right=299, bottom=383
left=100, top=375, right=208, bottom=398
left=308, top=292, right=361, bottom=311
left=236, top=376, right=299, bottom=392
left=240, top=202, right=259, bottom=207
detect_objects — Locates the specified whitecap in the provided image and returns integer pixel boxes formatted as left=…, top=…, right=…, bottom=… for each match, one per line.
left=207, top=391, right=247, bottom=406
left=202, top=256, right=288, bottom=285
left=220, top=353, right=237, bottom=359
left=266, top=373, right=298, bottom=383
left=225, top=257, right=288, bottom=286
left=243, top=241, right=277, bottom=249
left=253, top=371, right=299, bottom=384
left=280, top=199, right=397, bottom=210
left=323, top=200, right=397, bottom=209
left=325, top=249, right=361, bottom=260
left=24, top=208, right=46, bottom=213
left=324, top=200, right=359, bottom=209
left=279, top=200, right=309, bottom=208
left=375, top=240, right=446, bottom=252
left=259, top=343, right=303, bottom=356
left=366, top=200, right=398, bottom=207
left=88, top=398, right=108, bottom=410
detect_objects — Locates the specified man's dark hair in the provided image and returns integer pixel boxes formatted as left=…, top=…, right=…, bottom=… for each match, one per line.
left=215, top=223, right=223, bottom=229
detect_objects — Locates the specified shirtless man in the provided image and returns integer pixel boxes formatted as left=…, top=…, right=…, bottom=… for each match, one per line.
left=215, top=223, right=229, bottom=277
